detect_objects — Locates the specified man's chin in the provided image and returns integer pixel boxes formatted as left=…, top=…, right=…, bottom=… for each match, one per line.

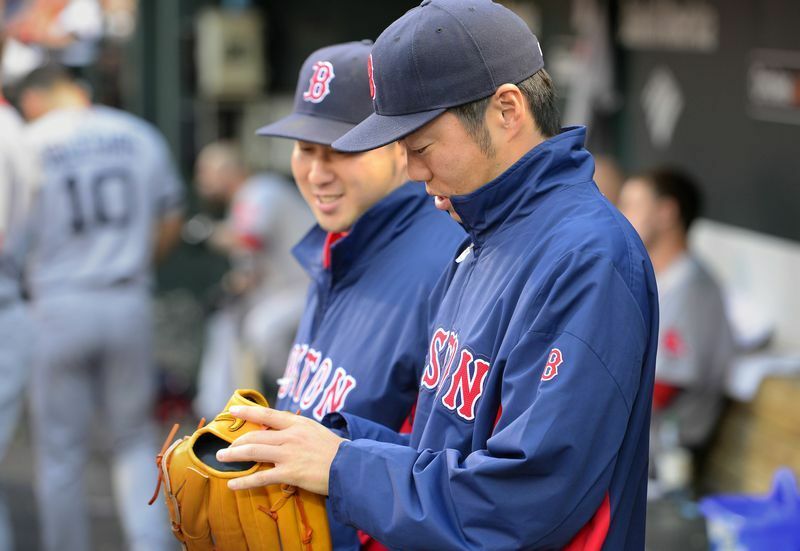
left=317, top=217, right=350, bottom=234
left=433, top=195, right=461, bottom=222
left=434, top=195, right=452, bottom=212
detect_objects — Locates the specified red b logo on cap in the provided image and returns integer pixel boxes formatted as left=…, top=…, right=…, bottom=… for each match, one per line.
left=303, top=61, right=335, bottom=104
left=367, top=54, right=376, bottom=100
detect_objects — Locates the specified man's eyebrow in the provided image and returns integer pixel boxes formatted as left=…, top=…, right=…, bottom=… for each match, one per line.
left=403, top=134, right=431, bottom=147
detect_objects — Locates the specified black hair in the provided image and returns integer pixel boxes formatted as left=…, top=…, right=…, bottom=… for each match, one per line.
left=448, top=69, right=561, bottom=155
left=639, top=166, right=704, bottom=232
left=15, top=63, right=76, bottom=95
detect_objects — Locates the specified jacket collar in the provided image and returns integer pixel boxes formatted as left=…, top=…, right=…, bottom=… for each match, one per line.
left=450, top=126, right=594, bottom=248
left=293, top=181, right=429, bottom=283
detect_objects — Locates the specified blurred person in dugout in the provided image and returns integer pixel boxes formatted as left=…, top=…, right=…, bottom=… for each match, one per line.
left=619, top=166, right=736, bottom=492
left=2, top=0, right=103, bottom=82
left=190, top=140, right=313, bottom=418
left=0, top=31, right=38, bottom=551
left=16, top=64, right=183, bottom=551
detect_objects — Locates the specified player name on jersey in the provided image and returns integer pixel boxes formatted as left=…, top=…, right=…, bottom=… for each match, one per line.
left=42, top=134, right=136, bottom=166
left=278, top=343, right=358, bottom=421
left=421, top=327, right=491, bottom=422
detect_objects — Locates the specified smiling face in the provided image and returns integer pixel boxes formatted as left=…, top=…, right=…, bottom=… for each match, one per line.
left=402, top=112, right=501, bottom=222
left=291, top=141, right=406, bottom=233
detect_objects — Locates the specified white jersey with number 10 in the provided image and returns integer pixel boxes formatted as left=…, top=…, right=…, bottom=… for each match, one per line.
left=25, top=106, right=184, bottom=296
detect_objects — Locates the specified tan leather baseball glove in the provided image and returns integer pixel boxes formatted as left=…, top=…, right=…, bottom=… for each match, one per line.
left=149, top=389, right=332, bottom=551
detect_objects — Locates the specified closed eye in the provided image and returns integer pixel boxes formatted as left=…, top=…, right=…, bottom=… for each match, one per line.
left=411, top=144, right=430, bottom=155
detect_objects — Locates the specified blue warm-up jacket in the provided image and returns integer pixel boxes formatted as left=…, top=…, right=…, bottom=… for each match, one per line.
left=275, top=181, right=464, bottom=549
left=325, top=127, right=659, bottom=550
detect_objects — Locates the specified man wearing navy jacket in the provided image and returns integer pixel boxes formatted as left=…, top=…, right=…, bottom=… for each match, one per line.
left=219, top=3, right=658, bottom=550
left=254, top=40, right=464, bottom=550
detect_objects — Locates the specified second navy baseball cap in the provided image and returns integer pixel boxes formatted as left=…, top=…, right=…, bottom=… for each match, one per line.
left=333, top=0, right=544, bottom=153
left=256, top=41, right=375, bottom=146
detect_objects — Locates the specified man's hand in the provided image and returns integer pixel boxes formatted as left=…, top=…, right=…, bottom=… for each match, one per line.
left=216, top=406, right=346, bottom=495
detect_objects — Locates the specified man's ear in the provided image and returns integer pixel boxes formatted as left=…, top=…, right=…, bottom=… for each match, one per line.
left=393, top=140, right=409, bottom=169
left=492, top=83, right=526, bottom=130
left=19, top=89, right=47, bottom=121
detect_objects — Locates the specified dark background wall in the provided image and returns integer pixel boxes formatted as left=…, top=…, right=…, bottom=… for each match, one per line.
left=618, top=0, right=800, bottom=241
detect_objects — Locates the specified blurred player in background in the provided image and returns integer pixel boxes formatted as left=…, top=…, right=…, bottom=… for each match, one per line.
left=255, top=40, right=464, bottom=550
left=0, top=31, right=38, bottom=551
left=191, top=140, right=313, bottom=417
left=619, top=166, right=736, bottom=490
left=3, top=0, right=103, bottom=82
left=17, top=64, right=182, bottom=551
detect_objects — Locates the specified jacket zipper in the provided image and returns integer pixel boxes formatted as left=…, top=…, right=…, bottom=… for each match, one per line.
left=308, top=270, right=333, bottom=341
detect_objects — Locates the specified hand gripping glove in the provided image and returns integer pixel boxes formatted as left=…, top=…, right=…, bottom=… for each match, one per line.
left=149, top=389, right=332, bottom=551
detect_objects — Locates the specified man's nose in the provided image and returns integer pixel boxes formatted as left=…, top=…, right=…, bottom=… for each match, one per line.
left=405, top=152, right=432, bottom=183
left=308, top=157, right=334, bottom=186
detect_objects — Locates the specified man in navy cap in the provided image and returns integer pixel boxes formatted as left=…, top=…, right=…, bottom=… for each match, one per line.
left=219, top=4, right=658, bottom=549
left=253, top=40, right=464, bottom=550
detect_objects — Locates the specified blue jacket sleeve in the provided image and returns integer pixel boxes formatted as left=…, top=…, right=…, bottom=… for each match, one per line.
left=323, top=412, right=411, bottom=446
left=326, top=252, right=650, bottom=550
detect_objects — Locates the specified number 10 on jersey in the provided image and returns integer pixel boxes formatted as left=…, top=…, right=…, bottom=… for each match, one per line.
left=64, top=169, right=134, bottom=234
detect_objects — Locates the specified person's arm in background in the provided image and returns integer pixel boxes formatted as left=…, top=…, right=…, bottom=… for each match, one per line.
left=153, top=210, right=184, bottom=265
left=4, top=126, right=42, bottom=258
left=218, top=181, right=272, bottom=292
left=150, top=131, right=186, bottom=265
left=651, top=269, right=729, bottom=411
left=652, top=381, right=682, bottom=410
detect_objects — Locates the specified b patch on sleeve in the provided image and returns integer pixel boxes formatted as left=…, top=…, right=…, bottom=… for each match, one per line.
left=541, top=348, right=563, bottom=382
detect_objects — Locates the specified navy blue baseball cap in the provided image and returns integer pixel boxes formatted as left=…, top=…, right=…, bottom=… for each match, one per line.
left=256, top=41, right=375, bottom=146
left=332, top=0, right=544, bottom=153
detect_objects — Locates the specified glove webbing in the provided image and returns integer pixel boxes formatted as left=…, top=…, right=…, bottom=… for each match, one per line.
left=149, top=421, right=184, bottom=506
left=258, top=484, right=315, bottom=551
